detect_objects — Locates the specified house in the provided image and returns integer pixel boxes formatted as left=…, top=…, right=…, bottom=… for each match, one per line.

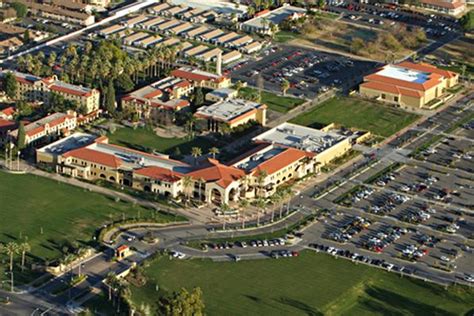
left=149, top=2, right=171, bottom=15
left=98, top=24, right=125, bottom=38
left=136, top=35, right=162, bottom=48
left=199, top=29, right=224, bottom=42
left=184, top=25, right=209, bottom=39
left=359, top=62, right=459, bottom=109
left=212, top=32, right=240, bottom=45
left=194, top=98, right=267, bottom=131
left=140, top=16, right=165, bottom=30
left=0, top=36, right=23, bottom=54
left=184, top=44, right=209, bottom=57
left=123, top=14, right=148, bottom=27
left=0, top=70, right=100, bottom=113
left=0, top=106, right=16, bottom=120
left=227, top=35, right=253, bottom=48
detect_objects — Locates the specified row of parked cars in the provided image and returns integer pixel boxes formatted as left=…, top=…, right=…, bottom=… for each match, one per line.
left=206, top=237, right=289, bottom=250
left=328, top=216, right=371, bottom=243
left=363, top=226, right=407, bottom=253
left=309, top=243, right=407, bottom=273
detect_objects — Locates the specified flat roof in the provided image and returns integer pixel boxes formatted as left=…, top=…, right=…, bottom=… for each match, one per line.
left=195, top=98, right=263, bottom=123
left=37, top=132, right=97, bottom=155
left=253, top=122, right=349, bottom=154
left=243, top=5, right=306, bottom=29
left=377, top=65, right=430, bottom=84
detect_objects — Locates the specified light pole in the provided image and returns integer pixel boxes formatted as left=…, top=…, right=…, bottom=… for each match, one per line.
left=5, top=271, right=14, bottom=292
left=17, top=150, right=20, bottom=171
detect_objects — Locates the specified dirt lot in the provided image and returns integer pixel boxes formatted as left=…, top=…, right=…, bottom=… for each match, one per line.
left=286, top=18, right=423, bottom=62
left=426, top=35, right=474, bottom=74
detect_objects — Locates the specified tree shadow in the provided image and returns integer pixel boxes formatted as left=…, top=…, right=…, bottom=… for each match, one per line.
left=365, top=286, right=455, bottom=316
left=275, top=297, right=323, bottom=316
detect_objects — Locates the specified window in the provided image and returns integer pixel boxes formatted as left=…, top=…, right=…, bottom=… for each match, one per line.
left=381, top=94, right=386, bottom=99
left=394, top=96, right=399, bottom=102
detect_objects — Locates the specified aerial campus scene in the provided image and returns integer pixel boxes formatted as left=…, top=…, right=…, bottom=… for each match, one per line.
left=0, top=0, right=473, bottom=315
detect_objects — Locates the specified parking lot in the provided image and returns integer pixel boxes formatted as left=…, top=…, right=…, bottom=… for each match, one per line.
left=231, top=46, right=379, bottom=98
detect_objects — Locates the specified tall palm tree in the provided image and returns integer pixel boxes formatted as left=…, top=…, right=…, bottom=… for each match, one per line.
left=181, top=176, right=193, bottom=204
left=197, top=177, right=205, bottom=201
left=209, top=147, right=220, bottom=159
left=191, top=147, right=202, bottom=165
left=256, top=170, right=268, bottom=198
left=18, top=242, right=31, bottom=271
left=5, top=242, right=19, bottom=272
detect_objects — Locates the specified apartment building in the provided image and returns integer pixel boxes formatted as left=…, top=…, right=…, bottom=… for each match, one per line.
left=121, top=76, right=192, bottom=118
left=0, top=71, right=100, bottom=113
left=419, top=0, right=466, bottom=16
left=9, top=112, right=77, bottom=145
left=359, top=62, right=459, bottom=109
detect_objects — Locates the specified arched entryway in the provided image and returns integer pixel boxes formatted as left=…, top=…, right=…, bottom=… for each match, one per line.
left=144, top=185, right=152, bottom=192
left=211, top=188, right=222, bottom=204
left=228, top=188, right=238, bottom=202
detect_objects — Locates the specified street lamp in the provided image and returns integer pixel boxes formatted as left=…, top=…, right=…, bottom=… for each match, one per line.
left=4, top=272, right=13, bottom=293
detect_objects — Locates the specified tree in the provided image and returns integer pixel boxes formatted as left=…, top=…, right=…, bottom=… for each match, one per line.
left=351, top=38, right=365, bottom=54
left=181, top=176, right=193, bottom=203
left=11, top=2, right=27, bottom=18
left=281, top=79, right=290, bottom=96
left=18, top=242, right=30, bottom=271
left=105, top=80, right=116, bottom=114
left=159, top=287, right=205, bottom=316
left=116, top=73, right=134, bottom=92
left=3, top=72, right=18, bottom=99
left=317, top=0, right=325, bottom=9
left=5, top=242, right=19, bottom=272
left=191, top=147, right=202, bottom=165
left=22, top=30, right=30, bottom=44
left=192, top=87, right=204, bottom=108
left=460, top=11, right=474, bottom=31
left=17, top=121, right=26, bottom=150
left=208, top=147, right=219, bottom=159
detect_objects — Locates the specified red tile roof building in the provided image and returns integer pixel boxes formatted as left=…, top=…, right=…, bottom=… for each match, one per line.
left=419, top=0, right=465, bottom=16
left=0, top=70, right=100, bottom=114
left=170, top=67, right=231, bottom=90
left=359, top=62, right=458, bottom=109
left=9, top=112, right=77, bottom=145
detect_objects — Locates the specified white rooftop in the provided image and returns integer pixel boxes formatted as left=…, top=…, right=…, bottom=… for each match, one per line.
left=253, top=122, right=349, bottom=154
left=38, top=133, right=97, bottom=155
left=195, top=98, right=262, bottom=122
left=87, top=142, right=190, bottom=173
left=377, top=65, right=430, bottom=84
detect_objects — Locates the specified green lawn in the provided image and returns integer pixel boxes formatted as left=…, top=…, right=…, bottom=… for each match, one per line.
left=291, top=97, right=420, bottom=137
left=239, top=87, right=305, bottom=113
left=274, top=31, right=300, bottom=43
left=0, top=171, right=176, bottom=262
left=107, top=126, right=213, bottom=155
left=130, top=252, right=474, bottom=315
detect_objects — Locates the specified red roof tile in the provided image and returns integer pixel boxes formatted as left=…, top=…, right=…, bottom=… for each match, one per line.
left=135, top=166, right=182, bottom=182
left=1, top=106, right=16, bottom=117
left=187, top=158, right=245, bottom=189
left=63, top=147, right=122, bottom=168
left=252, top=148, right=314, bottom=176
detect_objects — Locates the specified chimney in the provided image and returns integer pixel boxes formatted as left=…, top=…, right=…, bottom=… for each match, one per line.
left=216, top=51, right=222, bottom=76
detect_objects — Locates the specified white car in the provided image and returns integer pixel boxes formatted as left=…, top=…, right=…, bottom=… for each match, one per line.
left=172, top=251, right=186, bottom=259
left=464, top=274, right=474, bottom=282
left=440, top=256, right=450, bottom=262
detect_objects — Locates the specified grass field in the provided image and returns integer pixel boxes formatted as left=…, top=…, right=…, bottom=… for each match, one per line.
left=239, top=87, right=305, bottom=113
left=107, top=126, right=213, bottom=155
left=291, top=97, right=419, bottom=137
left=0, top=171, right=176, bottom=262
left=130, top=252, right=474, bottom=315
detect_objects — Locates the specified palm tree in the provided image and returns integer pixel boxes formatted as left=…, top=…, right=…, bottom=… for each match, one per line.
left=191, top=147, right=202, bottom=165
left=281, top=79, right=290, bottom=96
left=209, top=147, right=220, bottom=159
left=247, top=5, right=255, bottom=18
left=18, top=242, right=31, bottom=271
left=256, top=170, right=268, bottom=198
left=106, top=272, right=118, bottom=301
left=5, top=242, right=19, bottom=272
left=181, top=176, right=193, bottom=204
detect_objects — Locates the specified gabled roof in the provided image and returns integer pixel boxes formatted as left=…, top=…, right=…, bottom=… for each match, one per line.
left=135, top=166, right=182, bottom=182
left=251, top=147, right=314, bottom=176
left=63, top=147, right=122, bottom=168
left=360, top=81, right=423, bottom=98
left=0, top=106, right=16, bottom=117
left=187, top=158, right=245, bottom=189
left=398, top=61, right=458, bottom=79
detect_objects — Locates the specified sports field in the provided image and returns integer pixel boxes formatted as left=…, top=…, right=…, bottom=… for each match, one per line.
left=0, top=171, right=176, bottom=262
left=130, top=252, right=474, bottom=315
left=291, top=97, right=419, bottom=137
